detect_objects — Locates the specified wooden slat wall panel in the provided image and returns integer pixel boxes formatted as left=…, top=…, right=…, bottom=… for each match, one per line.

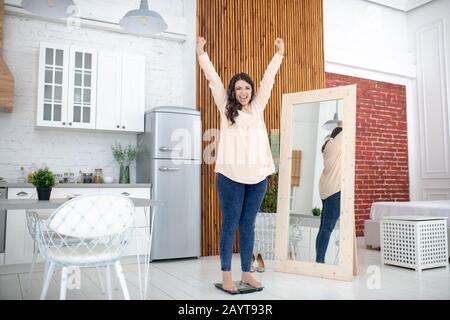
left=197, top=0, right=324, bottom=256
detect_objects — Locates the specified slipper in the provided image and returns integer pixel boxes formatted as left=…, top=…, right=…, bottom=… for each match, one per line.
left=251, top=254, right=256, bottom=273
left=256, top=253, right=265, bottom=272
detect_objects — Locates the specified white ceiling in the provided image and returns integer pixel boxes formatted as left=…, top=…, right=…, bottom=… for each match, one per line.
left=365, top=0, right=434, bottom=12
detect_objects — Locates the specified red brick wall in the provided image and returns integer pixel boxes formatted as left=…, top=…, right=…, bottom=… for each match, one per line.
left=325, top=73, right=410, bottom=236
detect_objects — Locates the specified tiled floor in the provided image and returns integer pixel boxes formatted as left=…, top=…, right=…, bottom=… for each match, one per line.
left=0, top=237, right=449, bottom=300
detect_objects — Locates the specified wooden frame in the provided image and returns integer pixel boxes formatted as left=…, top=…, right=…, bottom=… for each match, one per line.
left=274, top=85, right=357, bottom=281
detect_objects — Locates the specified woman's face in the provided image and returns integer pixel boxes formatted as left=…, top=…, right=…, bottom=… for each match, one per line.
left=234, top=80, right=252, bottom=107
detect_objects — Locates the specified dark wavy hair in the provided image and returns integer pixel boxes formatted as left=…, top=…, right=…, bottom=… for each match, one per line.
left=322, top=126, right=342, bottom=153
left=225, top=73, right=255, bottom=125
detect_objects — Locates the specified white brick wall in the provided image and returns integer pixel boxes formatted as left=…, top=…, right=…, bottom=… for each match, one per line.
left=0, top=5, right=187, bottom=182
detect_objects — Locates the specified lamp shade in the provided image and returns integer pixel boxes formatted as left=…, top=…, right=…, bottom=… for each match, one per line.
left=22, top=0, right=77, bottom=19
left=322, top=112, right=340, bottom=131
left=119, top=0, right=168, bottom=35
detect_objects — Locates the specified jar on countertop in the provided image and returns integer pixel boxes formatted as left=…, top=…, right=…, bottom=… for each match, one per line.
left=83, top=173, right=93, bottom=183
left=77, top=171, right=83, bottom=184
left=93, top=168, right=103, bottom=184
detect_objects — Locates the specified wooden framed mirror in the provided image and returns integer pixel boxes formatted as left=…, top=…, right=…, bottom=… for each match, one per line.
left=274, top=85, right=357, bottom=281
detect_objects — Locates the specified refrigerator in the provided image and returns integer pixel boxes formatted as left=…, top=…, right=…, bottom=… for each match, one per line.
left=137, top=106, right=201, bottom=261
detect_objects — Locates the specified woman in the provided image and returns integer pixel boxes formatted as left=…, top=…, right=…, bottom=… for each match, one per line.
left=197, top=36, right=284, bottom=292
left=316, top=125, right=343, bottom=263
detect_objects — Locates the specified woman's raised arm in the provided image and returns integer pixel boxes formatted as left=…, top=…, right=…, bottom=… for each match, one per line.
left=197, top=37, right=227, bottom=113
left=253, top=38, right=285, bottom=111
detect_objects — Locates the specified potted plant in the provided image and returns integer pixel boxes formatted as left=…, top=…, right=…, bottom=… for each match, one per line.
left=31, top=168, right=55, bottom=200
left=111, top=143, right=139, bottom=184
left=312, top=207, right=321, bottom=216
left=260, top=172, right=278, bottom=213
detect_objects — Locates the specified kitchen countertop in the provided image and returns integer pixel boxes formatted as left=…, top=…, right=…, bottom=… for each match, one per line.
left=0, top=198, right=162, bottom=210
left=4, top=183, right=151, bottom=188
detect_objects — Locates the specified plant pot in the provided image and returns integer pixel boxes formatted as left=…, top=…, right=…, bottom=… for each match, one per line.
left=37, top=187, right=52, bottom=201
left=119, top=164, right=130, bottom=184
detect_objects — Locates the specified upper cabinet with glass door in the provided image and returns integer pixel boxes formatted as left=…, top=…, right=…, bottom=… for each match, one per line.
left=37, top=43, right=97, bottom=129
left=36, top=43, right=69, bottom=127
left=67, top=47, right=97, bottom=129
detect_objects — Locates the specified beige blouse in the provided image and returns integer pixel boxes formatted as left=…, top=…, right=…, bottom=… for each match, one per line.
left=319, top=131, right=343, bottom=200
left=198, top=52, right=283, bottom=184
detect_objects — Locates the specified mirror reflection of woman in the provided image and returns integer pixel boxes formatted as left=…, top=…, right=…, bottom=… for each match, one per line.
left=197, top=36, right=284, bottom=292
left=316, top=124, right=342, bottom=263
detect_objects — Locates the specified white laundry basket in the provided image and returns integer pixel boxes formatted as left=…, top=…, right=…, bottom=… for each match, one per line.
left=380, top=216, right=448, bottom=271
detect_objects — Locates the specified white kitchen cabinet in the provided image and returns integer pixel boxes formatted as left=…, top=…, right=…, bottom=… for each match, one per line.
left=120, top=54, right=145, bottom=132
left=5, top=188, right=36, bottom=265
left=96, top=51, right=123, bottom=131
left=49, top=187, right=97, bottom=199
left=96, top=53, right=145, bottom=132
left=67, top=47, right=98, bottom=129
left=100, top=188, right=151, bottom=257
left=36, top=43, right=70, bottom=128
left=37, top=42, right=145, bottom=133
left=100, top=188, right=150, bottom=227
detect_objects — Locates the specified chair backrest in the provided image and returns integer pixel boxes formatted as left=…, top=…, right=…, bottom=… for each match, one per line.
left=26, top=209, right=54, bottom=241
left=48, top=193, right=135, bottom=238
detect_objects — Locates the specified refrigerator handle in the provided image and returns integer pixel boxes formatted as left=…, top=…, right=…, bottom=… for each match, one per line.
left=159, top=146, right=181, bottom=152
left=159, top=167, right=181, bottom=172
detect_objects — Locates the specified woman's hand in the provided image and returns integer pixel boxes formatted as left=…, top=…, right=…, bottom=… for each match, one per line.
left=197, top=37, right=206, bottom=56
left=275, top=38, right=285, bottom=56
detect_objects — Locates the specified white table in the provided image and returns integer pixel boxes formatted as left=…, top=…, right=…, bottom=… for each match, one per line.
left=0, top=197, right=163, bottom=300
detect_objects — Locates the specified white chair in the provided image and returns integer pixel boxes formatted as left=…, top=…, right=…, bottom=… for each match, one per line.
left=26, top=209, right=52, bottom=290
left=33, top=193, right=135, bottom=300
left=26, top=209, right=109, bottom=295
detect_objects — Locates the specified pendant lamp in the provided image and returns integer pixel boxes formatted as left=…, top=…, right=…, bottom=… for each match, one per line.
left=323, top=100, right=340, bottom=131
left=119, top=0, right=168, bottom=35
left=22, top=0, right=77, bottom=19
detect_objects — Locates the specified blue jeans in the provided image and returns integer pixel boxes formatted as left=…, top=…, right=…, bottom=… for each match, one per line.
left=216, top=173, right=268, bottom=272
left=315, top=191, right=341, bottom=263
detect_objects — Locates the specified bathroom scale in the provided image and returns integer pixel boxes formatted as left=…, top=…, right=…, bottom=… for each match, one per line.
left=214, top=281, right=264, bottom=295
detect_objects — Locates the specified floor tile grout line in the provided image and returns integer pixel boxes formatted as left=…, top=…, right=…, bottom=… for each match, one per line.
left=139, top=265, right=195, bottom=299
left=120, top=263, right=177, bottom=300
left=17, top=274, right=24, bottom=300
